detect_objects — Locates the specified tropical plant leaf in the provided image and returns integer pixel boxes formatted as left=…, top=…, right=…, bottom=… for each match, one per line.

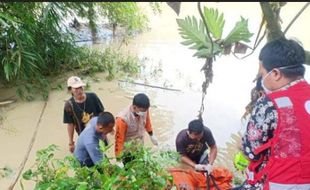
left=193, top=43, right=222, bottom=58
left=223, top=17, right=253, bottom=46
left=3, top=62, right=12, bottom=81
left=203, top=7, right=225, bottom=40
left=177, top=16, right=209, bottom=50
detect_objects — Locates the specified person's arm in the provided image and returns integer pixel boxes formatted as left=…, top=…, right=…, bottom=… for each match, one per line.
left=145, top=111, right=159, bottom=145
left=208, top=144, right=217, bottom=165
left=145, top=110, right=153, bottom=135
left=85, top=143, right=103, bottom=165
left=64, top=102, right=76, bottom=153
left=67, top=124, right=75, bottom=153
left=115, top=118, right=127, bottom=158
left=180, top=155, right=196, bottom=168
left=204, top=127, right=217, bottom=165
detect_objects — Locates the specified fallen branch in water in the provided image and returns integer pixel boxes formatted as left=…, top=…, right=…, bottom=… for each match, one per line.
left=118, top=80, right=182, bottom=92
left=0, top=100, right=15, bottom=107
left=7, top=101, right=48, bottom=190
left=0, top=96, right=16, bottom=107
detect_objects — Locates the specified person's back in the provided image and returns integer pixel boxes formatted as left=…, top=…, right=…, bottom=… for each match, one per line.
left=240, top=38, right=310, bottom=190
left=74, top=112, right=115, bottom=167
left=263, top=78, right=310, bottom=188
left=74, top=117, right=102, bottom=167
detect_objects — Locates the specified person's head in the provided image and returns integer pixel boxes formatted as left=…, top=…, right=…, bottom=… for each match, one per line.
left=187, top=119, right=204, bottom=141
left=259, top=38, right=305, bottom=93
left=132, top=93, right=150, bottom=117
left=96, top=112, right=115, bottom=134
left=67, top=76, right=86, bottom=98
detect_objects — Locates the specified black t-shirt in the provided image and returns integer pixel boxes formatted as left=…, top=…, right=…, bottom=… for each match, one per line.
left=175, top=127, right=216, bottom=164
left=63, top=92, right=104, bottom=134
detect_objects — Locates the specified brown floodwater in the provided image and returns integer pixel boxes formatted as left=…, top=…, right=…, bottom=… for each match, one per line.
left=106, top=1, right=310, bottom=155
left=1, top=2, right=310, bottom=189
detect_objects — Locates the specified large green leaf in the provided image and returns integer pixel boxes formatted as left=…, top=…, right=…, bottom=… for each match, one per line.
left=223, top=17, right=253, bottom=46
left=193, top=43, right=222, bottom=58
left=203, top=7, right=225, bottom=40
left=176, top=16, right=209, bottom=50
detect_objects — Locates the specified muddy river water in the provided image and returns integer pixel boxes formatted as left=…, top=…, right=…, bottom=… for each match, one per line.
left=1, top=2, right=310, bottom=189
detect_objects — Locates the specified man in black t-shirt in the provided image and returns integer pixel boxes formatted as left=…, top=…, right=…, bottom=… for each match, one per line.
left=175, top=119, right=217, bottom=174
left=63, top=76, right=104, bottom=153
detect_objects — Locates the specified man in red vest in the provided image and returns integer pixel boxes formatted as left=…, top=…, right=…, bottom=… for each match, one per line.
left=239, top=38, right=310, bottom=190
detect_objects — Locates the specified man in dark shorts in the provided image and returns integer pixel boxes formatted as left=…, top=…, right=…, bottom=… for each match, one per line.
left=64, top=76, right=104, bottom=153
left=175, top=119, right=217, bottom=174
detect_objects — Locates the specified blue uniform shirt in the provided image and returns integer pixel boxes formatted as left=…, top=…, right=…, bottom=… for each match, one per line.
left=74, top=117, right=106, bottom=167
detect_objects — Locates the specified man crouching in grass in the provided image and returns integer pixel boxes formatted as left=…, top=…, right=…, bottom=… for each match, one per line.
left=74, top=112, right=115, bottom=167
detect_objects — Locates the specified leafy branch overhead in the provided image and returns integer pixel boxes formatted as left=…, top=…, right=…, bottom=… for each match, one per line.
left=177, top=7, right=253, bottom=59
left=176, top=4, right=253, bottom=120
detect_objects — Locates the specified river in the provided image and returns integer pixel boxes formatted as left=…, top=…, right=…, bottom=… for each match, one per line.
left=0, top=2, right=310, bottom=189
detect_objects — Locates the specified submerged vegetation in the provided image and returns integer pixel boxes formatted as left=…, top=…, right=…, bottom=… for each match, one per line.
left=22, top=143, right=179, bottom=190
left=0, top=2, right=160, bottom=101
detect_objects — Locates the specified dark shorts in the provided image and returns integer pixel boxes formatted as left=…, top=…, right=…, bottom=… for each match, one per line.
left=80, top=158, right=95, bottom=167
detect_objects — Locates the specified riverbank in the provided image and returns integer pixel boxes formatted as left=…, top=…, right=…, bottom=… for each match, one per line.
left=0, top=71, right=170, bottom=189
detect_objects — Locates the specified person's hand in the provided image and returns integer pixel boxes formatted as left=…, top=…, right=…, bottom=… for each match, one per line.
left=115, top=161, right=124, bottom=168
left=195, top=164, right=207, bottom=171
left=194, top=164, right=213, bottom=174
left=150, top=135, right=159, bottom=146
left=69, top=142, right=75, bottom=153
left=205, top=164, right=213, bottom=174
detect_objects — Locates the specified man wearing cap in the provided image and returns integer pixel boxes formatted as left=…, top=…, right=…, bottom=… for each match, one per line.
left=64, top=76, right=104, bottom=153
left=239, top=38, right=310, bottom=190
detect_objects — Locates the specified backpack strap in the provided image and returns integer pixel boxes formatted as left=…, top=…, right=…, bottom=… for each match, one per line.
left=66, top=100, right=82, bottom=134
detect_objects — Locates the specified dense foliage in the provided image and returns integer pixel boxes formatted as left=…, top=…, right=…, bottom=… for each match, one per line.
left=0, top=2, right=159, bottom=100
left=22, top=142, right=179, bottom=190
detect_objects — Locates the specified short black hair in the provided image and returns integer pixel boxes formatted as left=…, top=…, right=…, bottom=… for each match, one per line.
left=188, top=119, right=204, bottom=134
left=97, top=112, right=115, bottom=127
left=255, top=76, right=263, bottom=92
left=132, top=93, right=150, bottom=109
left=259, top=38, right=305, bottom=78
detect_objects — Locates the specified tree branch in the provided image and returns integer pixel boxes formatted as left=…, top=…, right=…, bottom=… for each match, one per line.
left=306, top=50, right=310, bottom=65
left=260, top=2, right=284, bottom=42
left=284, top=2, right=310, bottom=34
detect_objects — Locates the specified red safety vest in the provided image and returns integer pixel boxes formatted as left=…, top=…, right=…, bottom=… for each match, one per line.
left=246, top=80, right=310, bottom=190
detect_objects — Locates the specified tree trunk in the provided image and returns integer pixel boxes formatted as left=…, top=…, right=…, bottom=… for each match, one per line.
left=260, top=2, right=310, bottom=65
left=306, top=51, right=310, bottom=65
left=259, top=2, right=284, bottom=42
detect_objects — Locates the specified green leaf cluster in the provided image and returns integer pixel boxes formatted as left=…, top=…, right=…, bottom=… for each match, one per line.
left=177, top=6, right=253, bottom=59
left=22, top=142, right=179, bottom=190
left=0, top=2, right=151, bottom=100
